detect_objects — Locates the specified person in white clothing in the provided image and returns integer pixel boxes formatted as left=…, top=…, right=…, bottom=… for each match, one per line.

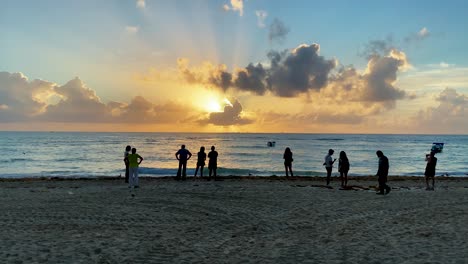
left=323, top=149, right=336, bottom=186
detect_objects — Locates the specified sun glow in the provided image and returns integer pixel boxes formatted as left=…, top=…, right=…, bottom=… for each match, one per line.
left=206, top=99, right=222, bottom=112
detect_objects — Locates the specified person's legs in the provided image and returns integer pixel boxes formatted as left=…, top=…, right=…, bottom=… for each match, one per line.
left=340, top=172, right=344, bottom=187
left=125, top=165, right=129, bottom=183
left=134, top=167, right=139, bottom=187
left=425, top=176, right=430, bottom=190
left=377, top=178, right=385, bottom=194
left=200, top=166, right=204, bottom=177
left=128, top=167, right=135, bottom=187
left=326, top=167, right=332, bottom=185
left=177, top=162, right=182, bottom=179
left=431, top=177, right=435, bottom=190
left=182, top=162, right=187, bottom=179
left=344, top=171, right=348, bottom=186
left=285, top=165, right=289, bottom=177
left=194, top=166, right=199, bottom=177
left=289, top=165, right=293, bottom=177
left=208, top=167, right=212, bottom=180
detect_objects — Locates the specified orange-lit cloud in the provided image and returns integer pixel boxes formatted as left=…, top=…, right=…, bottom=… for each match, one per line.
left=0, top=72, right=199, bottom=125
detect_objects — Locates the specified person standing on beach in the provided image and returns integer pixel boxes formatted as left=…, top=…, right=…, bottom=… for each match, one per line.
left=283, top=147, right=294, bottom=177
left=175, top=144, right=192, bottom=180
left=376, top=150, right=391, bottom=195
left=124, top=148, right=143, bottom=188
left=425, top=151, right=437, bottom=190
left=323, top=149, right=336, bottom=185
left=338, top=151, right=350, bottom=187
left=194, top=146, right=206, bottom=178
left=123, top=145, right=131, bottom=183
left=208, top=146, right=218, bottom=180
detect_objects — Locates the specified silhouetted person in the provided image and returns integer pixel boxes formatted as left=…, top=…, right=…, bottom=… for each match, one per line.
left=175, top=144, right=192, bottom=180
left=283, top=147, right=294, bottom=177
left=425, top=151, right=437, bottom=190
left=124, top=145, right=131, bottom=183
left=338, top=151, right=350, bottom=187
left=208, top=146, right=218, bottom=180
left=376, top=150, right=391, bottom=195
left=194, top=146, right=206, bottom=178
left=323, top=149, right=336, bottom=185
left=124, top=148, right=143, bottom=188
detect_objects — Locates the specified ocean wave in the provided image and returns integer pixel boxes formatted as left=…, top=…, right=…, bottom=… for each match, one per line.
left=0, top=158, right=35, bottom=163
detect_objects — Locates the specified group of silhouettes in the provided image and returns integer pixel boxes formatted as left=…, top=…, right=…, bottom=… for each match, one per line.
left=123, top=145, right=438, bottom=194
left=123, top=145, right=219, bottom=188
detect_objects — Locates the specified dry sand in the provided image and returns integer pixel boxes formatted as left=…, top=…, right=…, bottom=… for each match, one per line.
left=1, top=176, right=468, bottom=263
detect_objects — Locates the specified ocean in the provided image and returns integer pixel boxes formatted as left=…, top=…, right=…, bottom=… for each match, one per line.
left=0, top=132, right=466, bottom=178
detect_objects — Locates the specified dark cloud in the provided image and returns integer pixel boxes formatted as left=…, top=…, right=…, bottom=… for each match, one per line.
left=179, top=44, right=336, bottom=97
left=209, top=70, right=232, bottom=91
left=234, top=63, right=268, bottom=94
left=267, top=44, right=336, bottom=97
left=200, top=98, right=253, bottom=126
left=269, top=18, right=290, bottom=44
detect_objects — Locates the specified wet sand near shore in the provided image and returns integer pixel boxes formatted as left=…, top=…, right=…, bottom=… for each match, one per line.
left=1, top=176, right=467, bottom=263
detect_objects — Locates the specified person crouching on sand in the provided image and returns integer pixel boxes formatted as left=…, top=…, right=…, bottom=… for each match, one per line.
left=194, top=146, right=206, bottom=178
left=338, top=151, right=350, bottom=187
left=323, top=149, right=336, bottom=186
left=376, top=150, right=391, bottom=195
left=124, top=148, right=143, bottom=188
left=425, top=151, right=437, bottom=191
left=283, top=147, right=293, bottom=177
left=208, top=146, right=218, bottom=180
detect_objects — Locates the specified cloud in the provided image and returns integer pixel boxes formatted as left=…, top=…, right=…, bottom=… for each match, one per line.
left=418, top=27, right=430, bottom=38
left=0, top=72, right=55, bottom=122
left=359, top=36, right=395, bottom=58
left=414, top=88, right=467, bottom=133
left=0, top=72, right=197, bottom=124
left=234, top=63, right=268, bottom=94
left=269, top=18, right=290, bottom=43
left=405, top=27, right=430, bottom=43
left=125, top=26, right=139, bottom=34
left=267, top=44, right=336, bottom=97
left=40, top=78, right=110, bottom=122
left=136, top=0, right=145, bottom=9
left=255, top=10, right=268, bottom=28
left=199, top=98, right=253, bottom=126
left=178, top=43, right=336, bottom=97
left=223, top=0, right=244, bottom=16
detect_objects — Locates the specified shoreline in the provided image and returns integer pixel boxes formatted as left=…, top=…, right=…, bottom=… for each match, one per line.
left=1, top=175, right=468, bottom=182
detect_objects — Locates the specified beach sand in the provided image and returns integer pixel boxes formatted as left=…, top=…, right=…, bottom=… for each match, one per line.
left=1, top=176, right=468, bottom=263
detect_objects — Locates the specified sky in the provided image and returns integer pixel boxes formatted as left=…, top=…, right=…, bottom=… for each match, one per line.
left=1, top=0, right=467, bottom=133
